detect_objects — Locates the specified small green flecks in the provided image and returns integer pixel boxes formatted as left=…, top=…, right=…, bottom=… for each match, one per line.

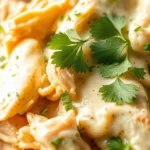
left=7, top=93, right=11, bottom=97
left=16, top=92, right=20, bottom=98
left=67, top=16, right=71, bottom=21
left=51, top=137, right=62, bottom=148
left=40, top=107, right=48, bottom=115
left=12, top=74, right=16, bottom=77
left=134, top=26, right=141, bottom=32
left=60, top=15, right=64, bottom=21
left=0, top=25, right=4, bottom=33
left=0, top=56, right=6, bottom=62
left=16, top=56, right=19, bottom=60
left=0, top=63, right=7, bottom=69
left=74, top=13, right=82, bottom=17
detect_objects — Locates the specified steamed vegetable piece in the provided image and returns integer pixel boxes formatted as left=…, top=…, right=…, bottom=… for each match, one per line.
left=0, top=39, right=44, bottom=120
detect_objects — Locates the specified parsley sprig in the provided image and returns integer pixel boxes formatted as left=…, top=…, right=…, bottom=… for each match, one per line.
left=48, top=13, right=145, bottom=105
left=90, top=13, right=130, bottom=77
left=100, top=78, right=138, bottom=104
left=48, top=30, right=90, bottom=73
left=90, top=13, right=141, bottom=104
left=107, top=137, right=131, bottom=150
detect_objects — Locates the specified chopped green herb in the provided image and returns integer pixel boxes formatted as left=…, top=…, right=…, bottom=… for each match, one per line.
left=107, top=137, right=131, bottom=150
left=144, top=44, right=150, bottom=51
left=67, top=16, right=71, bottom=21
left=60, top=91, right=74, bottom=111
left=16, top=56, right=19, bottom=60
left=0, top=63, right=7, bottom=69
left=12, top=74, right=16, bottom=77
left=90, top=13, right=139, bottom=103
left=99, top=78, right=138, bottom=104
left=132, top=67, right=146, bottom=79
left=100, top=56, right=132, bottom=78
left=0, top=56, right=6, bottom=62
left=60, top=15, right=64, bottom=21
left=16, top=92, right=19, bottom=98
left=40, top=107, right=48, bottom=115
left=48, top=30, right=90, bottom=73
left=134, top=26, right=141, bottom=32
left=91, top=37, right=129, bottom=65
left=51, top=137, right=62, bottom=148
left=75, top=13, right=82, bottom=17
left=0, top=25, right=4, bottom=33
left=7, top=93, right=11, bottom=97
left=108, top=0, right=120, bottom=4
left=90, top=12, right=126, bottom=39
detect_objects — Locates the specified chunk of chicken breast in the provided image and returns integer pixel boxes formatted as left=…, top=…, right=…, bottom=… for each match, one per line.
left=0, top=38, right=44, bottom=120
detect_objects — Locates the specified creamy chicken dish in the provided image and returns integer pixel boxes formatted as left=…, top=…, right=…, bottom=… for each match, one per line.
left=0, top=0, right=150, bottom=149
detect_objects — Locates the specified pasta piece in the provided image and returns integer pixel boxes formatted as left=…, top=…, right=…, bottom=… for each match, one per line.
left=2, top=0, right=77, bottom=54
left=40, top=49, right=76, bottom=101
left=46, top=55, right=76, bottom=97
left=18, top=126, right=40, bottom=150
left=0, top=141, right=20, bottom=150
left=0, top=121, right=17, bottom=144
left=26, top=110, right=91, bottom=150
left=0, top=38, right=45, bottom=120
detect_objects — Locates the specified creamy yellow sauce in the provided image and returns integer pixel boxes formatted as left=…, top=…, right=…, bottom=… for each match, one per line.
left=0, top=0, right=150, bottom=150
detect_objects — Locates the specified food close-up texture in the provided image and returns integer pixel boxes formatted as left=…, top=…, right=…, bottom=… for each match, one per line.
left=0, top=0, right=150, bottom=150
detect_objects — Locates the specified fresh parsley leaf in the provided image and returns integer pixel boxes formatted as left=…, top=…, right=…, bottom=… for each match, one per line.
left=107, top=137, right=131, bottom=150
left=134, top=26, right=141, bottom=32
left=48, top=31, right=90, bottom=73
left=90, top=13, right=126, bottom=39
left=132, top=67, right=146, bottom=79
left=107, top=13, right=126, bottom=36
left=100, top=56, right=132, bottom=78
left=60, top=92, right=74, bottom=111
left=48, top=32, right=72, bottom=50
left=91, top=37, right=128, bottom=64
left=51, top=137, right=62, bottom=148
left=144, top=44, right=150, bottom=51
left=99, top=78, right=138, bottom=104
